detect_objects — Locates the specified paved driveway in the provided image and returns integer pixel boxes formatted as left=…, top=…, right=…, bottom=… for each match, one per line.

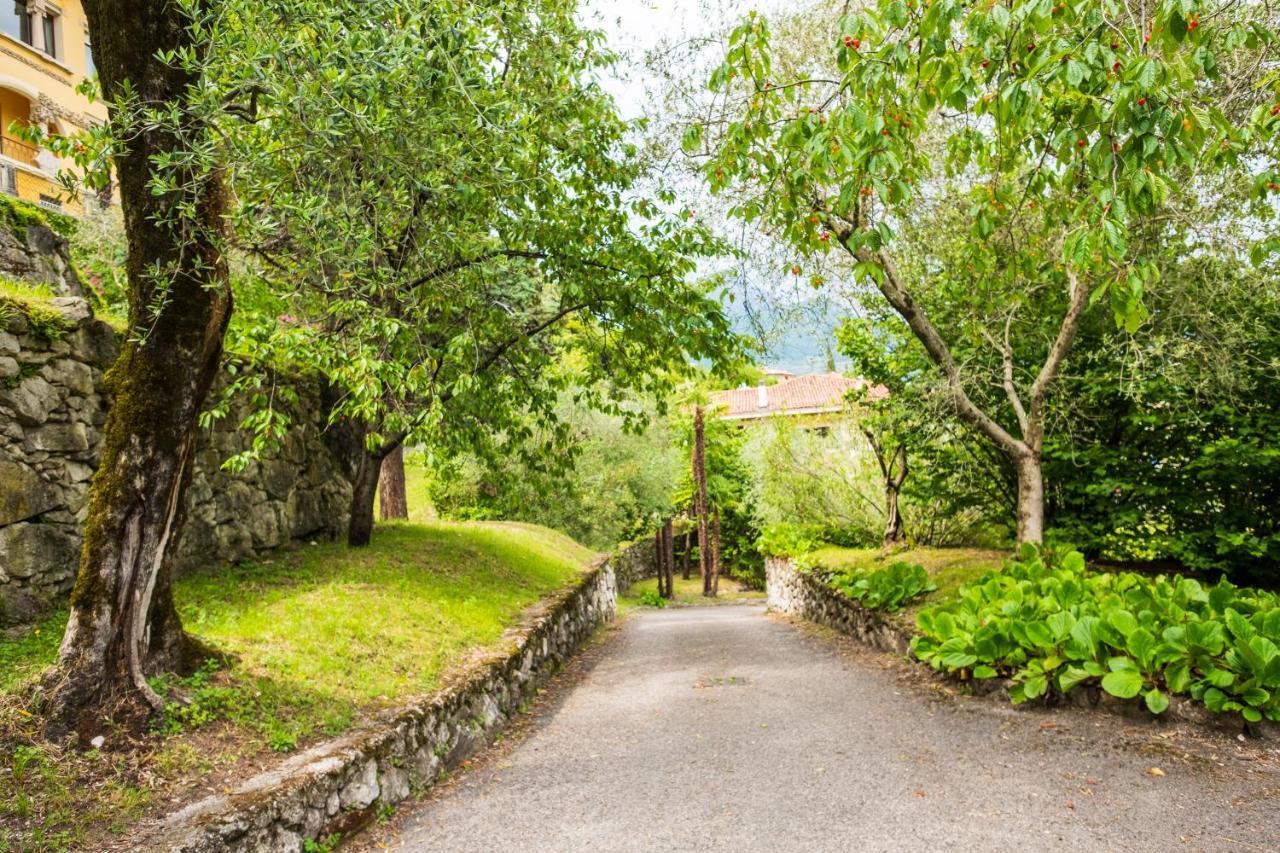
left=360, top=604, right=1280, bottom=852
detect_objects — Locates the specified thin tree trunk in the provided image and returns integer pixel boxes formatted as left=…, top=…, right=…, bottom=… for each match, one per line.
left=884, top=442, right=908, bottom=547
left=830, top=230, right=1089, bottom=545
left=349, top=448, right=383, bottom=548
left=347, top=430, right=406, bottom=547
left=682, top=528, right=692, bottom=580
left=44, top=0, right=231, bottom=737
left=662, top=517, right=676, bottom=599
left=378, top=444, right=408, bottom=521
left=1015, top=453, right=1045, bottom=545
left=883, top=484, right=905, bottom=547
left=653, top=530, right=665, bottom=597
left=693, top=406, right=711, bottom=595
left=710, top=506, right=721, bottom=597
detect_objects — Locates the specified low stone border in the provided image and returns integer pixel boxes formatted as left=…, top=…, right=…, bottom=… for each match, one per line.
left=610, top=536, right=659, bottom=594
left=765, top=556, right=911, bottom=655
left=765, top=556, right=1276, bottom=739
left=134, top=561, right=618, bottom=852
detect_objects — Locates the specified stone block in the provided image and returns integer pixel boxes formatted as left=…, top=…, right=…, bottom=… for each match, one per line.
left=29, top=423, right=88, bottom=452
left=69, top=320, right=119, bottom=367
left=42, top=359, right=94, bottom=395
left=0, top=330, right=18, bottom=355
left=377, top=764, right=410, bottom=804
left=0, top=375, right=54, bottom=425
left=0, top=459, right=60, bottom=524
left=0, top=522, right=79, bottom=583
left=0, top=356, right=16, bottom=379
left=0, top=583, right=51, bottom=625
left=339, top=760, right=379, bottom=810
left=48, top=297, right=91, bottom=325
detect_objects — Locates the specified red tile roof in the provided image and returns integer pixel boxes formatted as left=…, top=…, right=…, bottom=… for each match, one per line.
left=712, top=372, right=885, bottom=421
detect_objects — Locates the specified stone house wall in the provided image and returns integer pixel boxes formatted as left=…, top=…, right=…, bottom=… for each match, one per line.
left=0, top=298, right=351, bottom=624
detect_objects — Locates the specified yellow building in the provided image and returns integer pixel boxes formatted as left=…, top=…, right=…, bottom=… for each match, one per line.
left=0, top=0, right=106, bottom=215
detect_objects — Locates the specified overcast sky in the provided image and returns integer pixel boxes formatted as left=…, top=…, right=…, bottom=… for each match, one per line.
left=583, top=1, right=841, bottom=374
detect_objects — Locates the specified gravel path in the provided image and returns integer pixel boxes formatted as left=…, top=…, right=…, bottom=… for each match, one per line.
left=360, top=604, right=1280, bottom=852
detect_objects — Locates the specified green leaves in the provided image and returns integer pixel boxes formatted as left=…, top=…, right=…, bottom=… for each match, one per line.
left=911, top=545, right=1280, bottom=723
left=704, top=0, right=1275, bottom=331
left=1101, top=659, right=1144, bottom=699
left=830, top=561, right=937, bottom=612
left=207, top=0, right=742, bottom=469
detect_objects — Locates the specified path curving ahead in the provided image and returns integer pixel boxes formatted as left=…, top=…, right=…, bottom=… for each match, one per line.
left=361, top=604, right=1280, bottom=852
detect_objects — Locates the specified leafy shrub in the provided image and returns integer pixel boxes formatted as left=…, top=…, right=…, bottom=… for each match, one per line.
left=637, top=589, right=667, bottom=608
left=912, top=545, right=1280, bottom=723
left=829, top=562, right=937, bottom=613
left=757, top=523, right=821, bottom=560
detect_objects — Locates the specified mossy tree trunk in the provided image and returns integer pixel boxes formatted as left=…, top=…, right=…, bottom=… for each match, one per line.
left=44, top=1, right=231, bottom=738
left=378, top=444, right=408, bottom=521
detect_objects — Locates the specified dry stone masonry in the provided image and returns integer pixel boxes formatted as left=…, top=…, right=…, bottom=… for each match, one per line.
left=765, top=556, right=912, bottom=655
left=143, top=561, right=619, bottom=853
left=0, top=298, right=351, bottom=624
left=609, top=535, right=660, bottom=594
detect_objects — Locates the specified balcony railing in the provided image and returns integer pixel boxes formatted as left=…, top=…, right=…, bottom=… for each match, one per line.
left=0, top=135, right=40, bottom=168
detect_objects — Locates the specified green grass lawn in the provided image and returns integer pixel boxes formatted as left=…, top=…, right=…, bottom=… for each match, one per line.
left=0, top=520, right=596, bottom=851
left=618, top=573, right=766, bottom=612
left=808, top=545, right=1009, bottom=613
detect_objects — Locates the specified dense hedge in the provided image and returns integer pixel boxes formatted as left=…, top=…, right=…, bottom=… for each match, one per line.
left=912, top=547, right=1280, bottom=723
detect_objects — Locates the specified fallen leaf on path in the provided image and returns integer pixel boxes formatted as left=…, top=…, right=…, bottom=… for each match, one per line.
left=1146, top=767, right=1165, bottom=777
left=913, top=790, right=927, bottom=798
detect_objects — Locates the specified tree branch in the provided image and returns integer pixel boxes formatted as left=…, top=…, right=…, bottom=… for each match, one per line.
left=831, top=224, right=1027, bottom=460
left=982, top=311, right=1030, bottom=438
left=1027, top=268, right=1089, bottom=450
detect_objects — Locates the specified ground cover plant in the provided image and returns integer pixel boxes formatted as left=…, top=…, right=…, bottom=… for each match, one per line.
left=828, top=562, right=937, bottom=613
left=0, top=521, right=592, bottom=851
left=810, top=546, right=1006, bottom=608
left=912, top=547, right=1280, bottom=724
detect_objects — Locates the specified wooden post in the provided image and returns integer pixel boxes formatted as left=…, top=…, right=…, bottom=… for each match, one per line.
left=662, top=517, right=676, bottom=598
left=654, top=529, right=666, bottom=597
left=682, top=528, right=692, bottom=581
left=711, top=505, right=722, bottom=597
left=693, top=406, right=711, bottom=597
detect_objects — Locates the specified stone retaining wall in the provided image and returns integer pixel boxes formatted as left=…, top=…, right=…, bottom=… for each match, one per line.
left=610, top=536, right=658, bottom=594
left=144, top=561, right=618, bottom=852
left=0, top=298, right=351, bottom=624
left=765, top=556, right=911, bottom=655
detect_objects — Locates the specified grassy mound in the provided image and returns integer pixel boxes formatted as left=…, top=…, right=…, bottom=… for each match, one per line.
left=0, top=521, right=595, bottom=851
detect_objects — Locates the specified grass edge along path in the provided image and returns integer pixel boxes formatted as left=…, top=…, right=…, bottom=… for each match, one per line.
left=0, top=520, right=596, bottom=853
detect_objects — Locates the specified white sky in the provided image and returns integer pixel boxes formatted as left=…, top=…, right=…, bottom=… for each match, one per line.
left=583, top=1, right=841, bottom=373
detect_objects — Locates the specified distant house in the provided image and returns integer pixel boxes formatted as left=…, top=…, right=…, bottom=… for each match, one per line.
left=711, top=372, right=884, bottom=424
